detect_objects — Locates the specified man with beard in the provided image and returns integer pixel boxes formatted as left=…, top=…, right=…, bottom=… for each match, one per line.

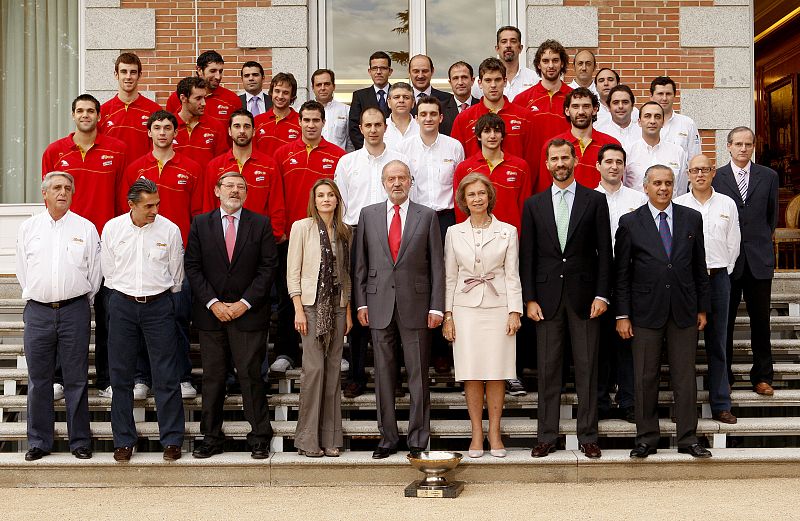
left=472, top=26, right=539, bottom=102
left=254, top=73, right=301, bottom=157
left=536, top=87, right=620, bottom=191
left=173, top=77, right=228, bottom=173
left=166, top=50, right=241, bottom=126
left=521, top=138, right=612, bottom=459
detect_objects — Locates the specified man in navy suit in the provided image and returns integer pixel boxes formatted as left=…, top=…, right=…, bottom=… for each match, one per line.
left=407, top=54, right=459, bottom=136
left=615, top=164, right=711, bottom=458
left=239, top=61, right=272, bottom=116
left=448, top=61, right=480, bottom=114
left=712, top=126, right=779, bottom=396
left=348, top=51, right=393, bottom=149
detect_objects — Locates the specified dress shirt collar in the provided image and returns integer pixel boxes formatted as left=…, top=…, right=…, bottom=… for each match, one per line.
left=687, top=187, right=717, bottom=206
left=363, top=144, right=388, bottom=161
left=595, top=182, right=622, bottom=196
left=373, top=84, right=389, bottom=96
left=551, top=180, right=577, bottom=198
left=419, top=133, right=440, bottom=150
left=386, top=198, right=410, bottom=215
left=45, top=209, right=71, bottom=226
left=648, top=202, right=673, bottom=222
left=413, top=86, right=432, bottom=98
left=127, top=212, right=154, bottom=230
left=220, top=207, right=243, bottom=221
left=245, top=91, right=263, bottom=103
left=733, top=161, right=751, bottom=176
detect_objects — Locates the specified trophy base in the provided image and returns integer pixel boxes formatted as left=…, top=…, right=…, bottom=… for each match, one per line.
left=404, top=480, right=464, bottom=498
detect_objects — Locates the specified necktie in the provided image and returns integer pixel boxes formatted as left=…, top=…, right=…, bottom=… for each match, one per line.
left=658, top=211, right=672, bottom=258
left=556, top=189, right=569, bottom=251
left=377, top=90, right=388, bottom=114
left=389, top=204, right=402, bottom=262
left=225, top=214, right=236, bottom=262
left=737, top=169, right=748, bottom=202
left=459, top=102, right=468, bottom=113
left=249, top=96, right=262, bottom=117
left=417, top=92, right=425, bottom=100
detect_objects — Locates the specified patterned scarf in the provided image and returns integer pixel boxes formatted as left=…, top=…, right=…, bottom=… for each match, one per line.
left=315, top=219, right=342, bottom=349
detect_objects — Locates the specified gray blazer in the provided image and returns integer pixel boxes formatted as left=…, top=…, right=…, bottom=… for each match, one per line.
left=354, top=200, right=445, bottom=330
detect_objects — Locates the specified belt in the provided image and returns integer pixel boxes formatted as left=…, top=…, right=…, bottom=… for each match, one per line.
left=461, top=274, right=498, bottom=296
left=436, top=208, right=455, bottom=215
left=118, top=290, right=169, bottom=304
left=30, top=294, right=87, bottom=309
left=708, top=267, right=726, bottom=276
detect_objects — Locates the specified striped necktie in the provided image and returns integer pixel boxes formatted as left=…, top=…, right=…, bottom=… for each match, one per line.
left=737, top=169, right=748, bottom=202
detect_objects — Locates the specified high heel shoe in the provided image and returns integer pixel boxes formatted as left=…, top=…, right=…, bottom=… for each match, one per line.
left=468, top=449, right=484, bottom=458
left=490, top=448, right=507, bottom=458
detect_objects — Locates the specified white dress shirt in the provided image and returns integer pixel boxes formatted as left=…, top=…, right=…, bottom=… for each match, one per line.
left=412, top=86, right=432, bottom=99
left=595, top=183, right=648, bottom=251
left=334, top=146, right=410, bottom=225
left=595, top=117, right=642, bottom=153
left=624, top=139, right=689, bottom=197
left=648, top=202, right=673, bottom=234
left=399, top=133, right=465, bottom=211
left=674, top=189, right=741, bottom=273
left=384, top=116, right=419, bottom=151
left=471, top=65, right=540, bottom=102
left=16, top=210, right=102, bottom=303
left=568, top=79, right=599, bottom=97
left=373, top=84, right=389, bottom=103
left=595, top=104, right=639, bottom=133
left=101, top=213, right=184, bottom=297
left=322, top=98, right=351, bottom=151
left=660, top=112, right=701, bottom=162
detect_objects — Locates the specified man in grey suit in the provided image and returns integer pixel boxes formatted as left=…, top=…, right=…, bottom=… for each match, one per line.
left=712, top=126, right=779, bottom=396
left=355, top=160, right=445, bottom=458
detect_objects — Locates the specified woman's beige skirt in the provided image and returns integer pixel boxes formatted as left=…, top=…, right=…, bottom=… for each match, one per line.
left=452, top=305, right=516, bottom=381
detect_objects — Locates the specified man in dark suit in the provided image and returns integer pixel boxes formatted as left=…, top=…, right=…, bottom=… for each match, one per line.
left=185, top=171, right=278, bottom=460
left=355, top=160, right=445, bottom=459
left=448, top=61, right=481, bottom=114
left=616, top=164, right=712, bottom=459
left=520, top=138, right=612, bottom=459
left=239, top=61, right=272, bottom=116
left=348, top=51, right=393, bottom=150
left=408, top=54, right=459, bottom=136
left=712, top=126, right=779, bottom=396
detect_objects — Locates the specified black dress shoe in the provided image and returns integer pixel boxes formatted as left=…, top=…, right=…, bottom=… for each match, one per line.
left=372, top=447, right=397, bottom=459
left=71, top=447, right=92, bottom=459
left=622, top=407, right=636, bottom=424
left=408, top=446, right=425, bottom=458
left=251, top=442, right=270, bottom=459
left=25, top=447, right=50, bottom=461
left=630, top=443, right=657, bottom=458
left=678, top=443, right=712, bottom=458
left=192, top=442, right=223, bottom=459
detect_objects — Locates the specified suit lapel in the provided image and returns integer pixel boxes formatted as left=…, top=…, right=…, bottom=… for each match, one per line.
left=539, top=190, right=559, bottom=249
left=211, top=211, right=230, bottom=267
left=721, top=165, right=745, bottom=205
left=566, top=185, right=588, bottom=247
left=378, top=203, right=392, bottom=261
left=230, top=210, right=252, bottom=268
left=671, top=204, right=683, bottom=258
left=481, top=216, right=501, bottom=248
left=396, top=202, right=422, bottom=263
left=746, top=164, right=762, bottom=201
left=636, top=205, right=671, bottom=261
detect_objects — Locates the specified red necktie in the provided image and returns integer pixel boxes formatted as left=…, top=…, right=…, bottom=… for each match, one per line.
left=225, top=214, right=236, bottom=262
left=389, top=204, right=401, bottom=262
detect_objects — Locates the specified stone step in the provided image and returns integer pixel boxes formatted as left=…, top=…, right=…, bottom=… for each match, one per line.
left=3, top=448, right=800, bottom=487
left=1, top=389, right=799, bottom=412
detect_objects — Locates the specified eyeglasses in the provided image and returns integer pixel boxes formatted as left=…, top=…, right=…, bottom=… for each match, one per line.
left=220, top=183, right=247, bottom=190
left=688, top=167, right=714, bottom=175
left=369, top=66, right=390, bottom=72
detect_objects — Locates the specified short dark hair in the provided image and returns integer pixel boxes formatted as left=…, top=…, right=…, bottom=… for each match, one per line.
left=607, top=84, right=635, bottom=105
left=496, top=25, right=521, bottom=44
left=448, top=61, right=474, bottom=79
left=409, top=54, right=434, bottom=72
left=197, top=50, right=224, bottom=71
left=416, top=95, right=441, bottom=113
left=369, top=51, right=392, bottom=67
left=71, top=94, right=100, bottom=113
left=146, top=110, right=178, bottom=130
left=595, top=67, right=620, bottom=84
left=270, top=72, right=298, bottom=102
left=311, top=68, right=336, bottom=85
left=649, top=76, right=677, bottom=95
left=115, top=52, right=142, bottom=74
left=474, top=113, right=505, bottom=142
left=228, top=108, right=254, bottom=128
left=639, top=100, right=664, bottom=115
left=597, top=143, right=626, bottom=164
left=240, top=61, right=264, bottom=77
left=534, top=39, right=569, bottom=77
left=564, top=87, right=599, bottom=123
left=299, top=100, right=326, bottom=122
left=127, top=178, right=158, bottom=204
left=546, top=138, right=576, bottom=159
left=478, top=57, right=506, bottom=80
left=176, top=76, right=207, bottom=100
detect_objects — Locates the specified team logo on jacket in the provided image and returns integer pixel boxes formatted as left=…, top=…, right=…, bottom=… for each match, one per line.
left=101, top=155, right=114, bottom=160
left=259, top=129, right=266, bottom=135
left=177, top=173, right=188, bottom=179
left=106, top=121, right=114, bottom=127
left=254, top=170, right=266, bottom=182
left=288, top=129, right=299, bottom=139
left=506, top=170, right=517, bottom=183
left=510, top=119, right=521, bottom=131
left=203, top=133, right=215, bottom=139
left=61, top=160, right=69, bottom=167
left=322, top=158, right=334, bottom=164
left=218, top=105, right=229, bottom=115
left=289, top=158, right=298, bottom=165
left=102, top=161, right=113, bottom=166
left=529, top=106, right=540, bottom=112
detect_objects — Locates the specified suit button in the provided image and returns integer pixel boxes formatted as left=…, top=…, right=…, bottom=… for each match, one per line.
left=476, top=259, right=481, bottom=263
left=667, top=264, right=672, bottom=269
left=562, top=258, right=566, bottom=262
left=666, top=284, right=670, bottom=289
left=560, top=274, right=564, bottom=278
left=391, top=285, right=395, bottom=288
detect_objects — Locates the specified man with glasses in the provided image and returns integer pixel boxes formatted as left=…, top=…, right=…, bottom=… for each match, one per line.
left=349, top=51, right=393, bottom=150
left=675, top=154, right=740, bottom=423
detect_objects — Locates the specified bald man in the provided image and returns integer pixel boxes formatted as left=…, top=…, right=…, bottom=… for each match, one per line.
left=674, top=155, right=740, bottom=424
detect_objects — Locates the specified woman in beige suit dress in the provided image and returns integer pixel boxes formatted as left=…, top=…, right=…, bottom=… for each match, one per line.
left=443, top=173, right=522, bottom=458
left=287, top=179, right=352, bottom=457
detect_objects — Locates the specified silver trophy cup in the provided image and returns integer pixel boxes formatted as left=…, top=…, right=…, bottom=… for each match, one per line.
left=405, top=451, right=464, bottom=498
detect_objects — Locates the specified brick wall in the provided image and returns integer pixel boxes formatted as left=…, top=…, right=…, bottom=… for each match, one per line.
left=561, top=0, right=717, bottom=156
left=120, top=0, right=274, bottom=106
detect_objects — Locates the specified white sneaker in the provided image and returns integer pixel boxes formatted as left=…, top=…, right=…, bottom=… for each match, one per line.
left=181, top=381, right=197, bottom=399
left=98, top=385, right=113, bottom=398
left=53, top=383, right=65, bottom=401
left=133, top=383, right=150, bottom=400
left=269, top=357, right=293, bottom=373
left=340, top=358, right=350, bottom=372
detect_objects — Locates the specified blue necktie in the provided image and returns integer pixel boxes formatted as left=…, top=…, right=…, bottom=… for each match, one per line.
left=377, top=90, right=387, bottom=114
left=659, top=211, right=672, bottom=258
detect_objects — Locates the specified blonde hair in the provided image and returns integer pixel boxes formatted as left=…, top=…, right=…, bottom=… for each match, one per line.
left=455, top=173, right=496, bottom=216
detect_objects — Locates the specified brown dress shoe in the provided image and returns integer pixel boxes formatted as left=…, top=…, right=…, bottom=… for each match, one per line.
left=579, top=442, right=602, bottom=459
left=163, top=445, right=182, bottom=461
left=754, top=382, right=774, bottom=396
left=712, top=410, right=738, bottom=424
left=531, top=442, right=557, bottom=458
left=343, top=382, right=364, bottom=399
left=113, top=446, right=133, bottom=462
left=432, top=356, right=450, bottom=374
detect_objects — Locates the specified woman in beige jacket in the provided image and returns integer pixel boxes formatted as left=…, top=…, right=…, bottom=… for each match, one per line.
left=443, top=173, right=522, bottom=458
left=287, top=179, right=352, bottom=457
